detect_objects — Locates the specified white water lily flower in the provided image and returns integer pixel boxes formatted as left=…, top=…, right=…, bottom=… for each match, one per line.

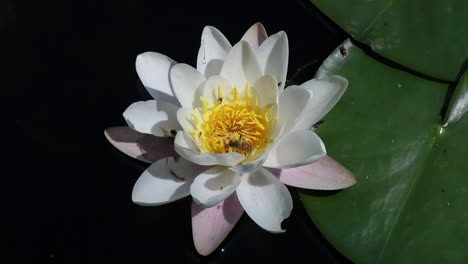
left=105, top=23, right=356, bottom=256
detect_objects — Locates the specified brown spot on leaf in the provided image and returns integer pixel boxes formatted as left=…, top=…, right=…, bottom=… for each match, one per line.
left=339, top=46, right=347, bottom=56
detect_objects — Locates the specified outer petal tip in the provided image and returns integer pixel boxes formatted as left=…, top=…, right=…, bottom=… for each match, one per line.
left=135, top=51, right=149, bottom=64
left=241, top=22, right=268, bottom=48
left=277, top=155, right=357, bottom=190
left=135, top=52, right=176, bottom=101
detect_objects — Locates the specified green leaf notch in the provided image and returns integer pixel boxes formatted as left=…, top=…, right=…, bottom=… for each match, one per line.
left=310, top=0, right=468, bottom=81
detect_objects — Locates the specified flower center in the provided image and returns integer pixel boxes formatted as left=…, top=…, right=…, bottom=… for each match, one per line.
left=190, top=84, right=276, bottom=158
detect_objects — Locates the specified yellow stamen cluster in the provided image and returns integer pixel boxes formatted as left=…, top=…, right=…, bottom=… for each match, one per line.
left=190, top=84, right=276, bottom=158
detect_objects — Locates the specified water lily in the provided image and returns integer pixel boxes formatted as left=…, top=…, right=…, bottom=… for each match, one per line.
left=105, top=23, right=356, bottom=255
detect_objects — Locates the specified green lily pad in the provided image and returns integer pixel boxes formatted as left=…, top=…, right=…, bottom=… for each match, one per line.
left=300, top=39, right=468, bottom=263
left=310, top=0, right=468, bottom=81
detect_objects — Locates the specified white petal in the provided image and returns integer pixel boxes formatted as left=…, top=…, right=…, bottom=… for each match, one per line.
left=263, top=130, right=326, bottom=168
left=190, top=166, right=241, bottom=207
left=197, top=26, right=232, bottom=78
left=135, top=52, right=178, bottom=105
left=170, top=63, right=206, bottom=108
left=294, top=75, right=348, bottom=130
left=229, top=143, right=274, bottom=174
left=241, top=22, right=268, bottom=49
left=253, top=74, right=278, bottom=108
left=174, top=131, right=245, bottom=166
left=236, top=168, right=293, bottom=233
left=174, top=130, right=199, bottom=151
left=255, top=31, right=288, bottom=91
left=123, top=100, right=181, bottom=137
left=202, top=75, right=233, bottom=105
left=132, top=157, right=206, bottom=206
left=177, top=107, right=194, bottom=132
left=155, top=100, right=181, bottom=135
left=220, top=41, right=262, bottom=92
left=277, top=85, right=312, bottom=136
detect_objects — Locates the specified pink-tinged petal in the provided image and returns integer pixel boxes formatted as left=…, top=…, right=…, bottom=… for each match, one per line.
left=192, top=193, right=244, bottom=256
left=104, top=126, right=177, bottom=164
left=241, top=22, right=268, bottom=49
left=273, top=155, right=356, bottom=190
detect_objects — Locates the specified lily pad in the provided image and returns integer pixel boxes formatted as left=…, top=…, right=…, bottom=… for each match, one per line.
left=310, top=0, right=468, bottom=81
left=300, top=39, right=468, bottom=263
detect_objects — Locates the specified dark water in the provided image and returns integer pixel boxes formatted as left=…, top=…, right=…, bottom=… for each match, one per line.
left=16, top=0, right=352, bottom=263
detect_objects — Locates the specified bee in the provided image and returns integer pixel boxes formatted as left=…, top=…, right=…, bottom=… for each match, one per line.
left=227, top=139, right=252, bottom=152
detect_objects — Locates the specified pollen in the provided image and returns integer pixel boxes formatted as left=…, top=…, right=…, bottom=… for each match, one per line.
left=190, top=83, right=276, bottom=158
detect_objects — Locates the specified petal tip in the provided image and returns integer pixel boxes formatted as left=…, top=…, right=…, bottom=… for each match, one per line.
left=252, top=21, right=265, bottom=28
left=135, top=51, right=148, bottom=63
left=131, top=192, right=145, bottom=206
left=242, top=22, right=268, bottom=48
left=331, top=75, right=349, bottom=88
left=346, top=173, right=358, bottom=187
left=135, top=51, right=161, bottom=68
left=103, top=128, right=111, bottom=140
left=278, top=155, right=357, bottom=190
left=194, top=244, right=215, bottom=256
left=252, top=22, right=267, bottom=34
left=202, top=25, right=215, bottom=34
left=273, top=30, right=288, bottom=42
